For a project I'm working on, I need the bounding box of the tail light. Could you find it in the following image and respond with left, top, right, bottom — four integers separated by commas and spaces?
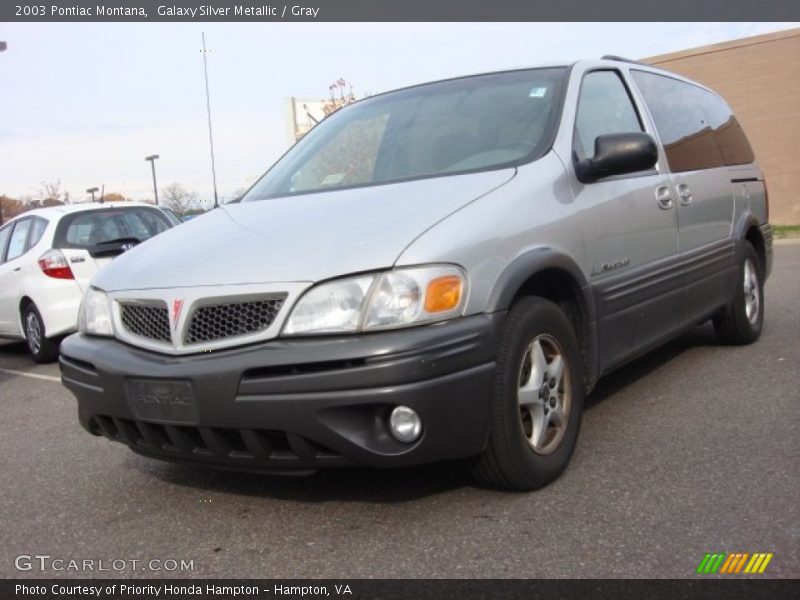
38, 249, 74, 279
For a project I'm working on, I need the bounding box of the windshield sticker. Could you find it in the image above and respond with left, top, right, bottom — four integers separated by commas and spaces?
529, 86, 548, 98
320, 173, 346, 186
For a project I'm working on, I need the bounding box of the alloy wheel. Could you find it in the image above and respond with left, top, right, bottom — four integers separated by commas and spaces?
26, 311, 42, 355
743, 258, 760, 325
517, 334, 571, 455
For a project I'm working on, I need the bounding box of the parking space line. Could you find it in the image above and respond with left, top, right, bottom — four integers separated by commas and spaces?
0, 368, 61, 383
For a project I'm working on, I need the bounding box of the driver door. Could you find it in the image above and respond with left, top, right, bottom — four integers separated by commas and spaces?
570, 69, 679, 371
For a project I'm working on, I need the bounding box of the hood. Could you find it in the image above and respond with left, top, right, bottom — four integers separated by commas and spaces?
92, 169, 515, 292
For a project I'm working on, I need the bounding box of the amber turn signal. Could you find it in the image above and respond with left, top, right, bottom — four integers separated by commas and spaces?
424, 275, 463, 313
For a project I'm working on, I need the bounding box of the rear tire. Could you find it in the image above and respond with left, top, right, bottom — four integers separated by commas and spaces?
472, 297, 584, 491
23, 304, 60, 363
713, 242, 764, 345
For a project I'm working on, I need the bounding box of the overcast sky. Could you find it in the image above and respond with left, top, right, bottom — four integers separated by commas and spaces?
0, 22, 797, 206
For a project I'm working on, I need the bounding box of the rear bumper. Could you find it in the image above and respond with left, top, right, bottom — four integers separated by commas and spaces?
60, 313, 504, 471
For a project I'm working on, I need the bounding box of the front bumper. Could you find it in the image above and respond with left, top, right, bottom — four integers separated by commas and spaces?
60, 313, 504, 472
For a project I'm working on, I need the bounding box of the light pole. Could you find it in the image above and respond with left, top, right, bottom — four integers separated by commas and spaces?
145, 154, 159, 205
201, 33, 219, 209
86, 187, 99, 202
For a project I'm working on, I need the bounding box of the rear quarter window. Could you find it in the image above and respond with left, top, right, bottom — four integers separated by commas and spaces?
695, 90, 755, 166
26, 217, 48, 250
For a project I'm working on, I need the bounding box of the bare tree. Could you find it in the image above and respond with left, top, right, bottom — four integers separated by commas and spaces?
161, 183, 198, 216
38, 180, 68, 206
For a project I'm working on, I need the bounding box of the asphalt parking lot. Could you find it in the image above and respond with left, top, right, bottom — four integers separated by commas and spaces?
1, 245, 798, 580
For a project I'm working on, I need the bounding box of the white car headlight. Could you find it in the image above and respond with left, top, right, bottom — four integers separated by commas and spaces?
283, 265, 467, 336
78, 287, 114, 337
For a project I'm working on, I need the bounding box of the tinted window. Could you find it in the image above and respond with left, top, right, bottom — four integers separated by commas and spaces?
631, 71, 754, 172
245, 68, 568, 200
694, 87, 755, 166
7, 218, 32, 261
26, 217, 48, 250
0, 224, 12, 264
574, 70, 643, 159
54, 207, 171, 250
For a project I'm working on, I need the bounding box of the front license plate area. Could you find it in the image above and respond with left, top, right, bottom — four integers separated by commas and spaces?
126, 379, 199, 425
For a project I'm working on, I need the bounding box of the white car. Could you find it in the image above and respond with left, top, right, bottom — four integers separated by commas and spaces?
0, 203, 174, 362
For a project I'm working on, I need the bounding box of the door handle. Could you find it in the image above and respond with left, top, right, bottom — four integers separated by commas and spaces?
13, 267, 21, 272
655, 185, 674, 210
676, 183, 693, 206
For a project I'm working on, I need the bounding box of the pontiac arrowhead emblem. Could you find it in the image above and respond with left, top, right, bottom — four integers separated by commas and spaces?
171, 299, 184, 330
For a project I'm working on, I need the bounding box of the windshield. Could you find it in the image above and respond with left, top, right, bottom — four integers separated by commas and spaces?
245, 68, 568, 200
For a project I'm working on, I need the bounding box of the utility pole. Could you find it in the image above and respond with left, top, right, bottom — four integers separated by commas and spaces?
145, 154, 160, 205
201, 33, 219, 209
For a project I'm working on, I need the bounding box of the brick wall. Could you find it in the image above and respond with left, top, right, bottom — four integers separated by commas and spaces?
645, 28, 800, 225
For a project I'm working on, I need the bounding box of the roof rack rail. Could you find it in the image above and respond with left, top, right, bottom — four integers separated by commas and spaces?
601, 55, 645, 65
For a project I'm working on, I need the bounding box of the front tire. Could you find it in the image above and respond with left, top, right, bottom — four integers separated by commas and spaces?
23, 304, 60, 363
713, 241, 764, 345
472, 297, 584, 491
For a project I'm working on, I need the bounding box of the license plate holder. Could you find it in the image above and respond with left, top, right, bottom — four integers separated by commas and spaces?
125, 379, 199, 425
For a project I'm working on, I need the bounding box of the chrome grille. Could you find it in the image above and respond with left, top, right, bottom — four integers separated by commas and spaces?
185, 296, 286, 345
119, 302, 171, 343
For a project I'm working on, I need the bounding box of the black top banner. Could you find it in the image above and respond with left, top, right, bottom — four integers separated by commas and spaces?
3, 0, 800, 22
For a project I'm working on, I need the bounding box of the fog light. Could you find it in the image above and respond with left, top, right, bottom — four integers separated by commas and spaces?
388, 406, 422, 443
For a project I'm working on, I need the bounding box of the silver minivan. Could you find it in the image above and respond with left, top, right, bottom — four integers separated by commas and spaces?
61, 57, 772, 490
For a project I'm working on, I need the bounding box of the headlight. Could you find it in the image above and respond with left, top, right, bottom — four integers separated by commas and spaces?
283, 265, 466, 336
78, 287, 114, 337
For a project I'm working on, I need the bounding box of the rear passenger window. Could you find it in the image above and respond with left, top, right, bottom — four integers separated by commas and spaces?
631, 70, 754, 172
574, 71, 643, 159
7, 218, 32, 261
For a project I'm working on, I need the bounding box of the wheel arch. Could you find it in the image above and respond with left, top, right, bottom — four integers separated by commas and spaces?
487, 249, 598, 391
734, 211, 766, 271
18, 295, 37, 335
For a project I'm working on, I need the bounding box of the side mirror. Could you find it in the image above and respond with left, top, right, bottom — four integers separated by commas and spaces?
575, 132, 658, 183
